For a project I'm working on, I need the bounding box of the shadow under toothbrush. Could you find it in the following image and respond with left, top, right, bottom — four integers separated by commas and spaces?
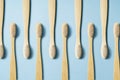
66, 24, 71, 80
2, 0, 6, 59
104, 0, 111, 59
52, 0, 58, 59
40, 24, 46, 79
14, 24, 20, 79
93, 25, 97, 80
26, 0, 32, 59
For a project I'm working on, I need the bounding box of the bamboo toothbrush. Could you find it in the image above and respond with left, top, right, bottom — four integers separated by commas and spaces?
0, 0, 4, 59
62, 23, 69, 80
23, 0, 31, 59
88, 23, 94, 80
10, 23, 17, 80
48, 0, 56, 59
100, 0, 108, 59
113, 23, 120, 80
75, 0, 82, 59
36, 23, 43, 80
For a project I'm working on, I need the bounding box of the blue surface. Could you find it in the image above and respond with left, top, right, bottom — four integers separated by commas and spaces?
0, 0, 120, 80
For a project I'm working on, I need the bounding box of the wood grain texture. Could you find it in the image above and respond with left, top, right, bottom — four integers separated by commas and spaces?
48, 0, 56, 45
10, 38, 16, 80
62, 37, 68, 80
23, 0, 30, 44
36, 38, 43, 80
75, 0, 82, 45
114, 38, 120, 80
0, 0, 4, 45
88, 37, 94, 80
100, 0, 108, 45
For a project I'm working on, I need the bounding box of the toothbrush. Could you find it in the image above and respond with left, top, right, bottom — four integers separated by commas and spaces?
10, 23, 17, 80
23, 0, 31, 59
36, 23, 43, 80
100, 0, 108, 59
113, 23, 120, 80
75, 0, 82, 59
88, 23, 94, 80
0, 0, 4, 59
62, 23, 69, 80
48, 0, 56, 59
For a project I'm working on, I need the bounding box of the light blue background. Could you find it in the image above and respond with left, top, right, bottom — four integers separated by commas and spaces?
0, 0, 120, 80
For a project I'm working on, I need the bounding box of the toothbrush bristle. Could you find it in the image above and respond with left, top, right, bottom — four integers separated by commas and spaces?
62, 23, 68, 37
88, 23, 94, 37
10, 23, 16, 37
0, 45, 4, 59
49, 45, 56, 59
24, 44, 30, 59
36, 23, 42, 37
114, 23, 120, 37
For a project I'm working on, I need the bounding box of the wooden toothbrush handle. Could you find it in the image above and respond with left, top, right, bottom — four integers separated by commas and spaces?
0, 0, 4, 45
49, 0, 56, 45
23, 0, 30, 44
62, 38, 68, 80
88, 37, 94, 80
10, 38, 16, 80
114, 38, 120, 80
75, 0, 82, 44
100, 0, 108, 45
36, 38, 43, 80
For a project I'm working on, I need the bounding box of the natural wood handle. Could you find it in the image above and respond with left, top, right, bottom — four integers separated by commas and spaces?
48, 0, 56, 45
114, 38, 120, 80
62, 37, 68, 80
100, 0, 108, 45
75, 0, 82, 45
10, 38, 16, 80
23, 0, 30, 44
36, 38, 43, 80
88, 37, 94, 80
0, 0, 4, 45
